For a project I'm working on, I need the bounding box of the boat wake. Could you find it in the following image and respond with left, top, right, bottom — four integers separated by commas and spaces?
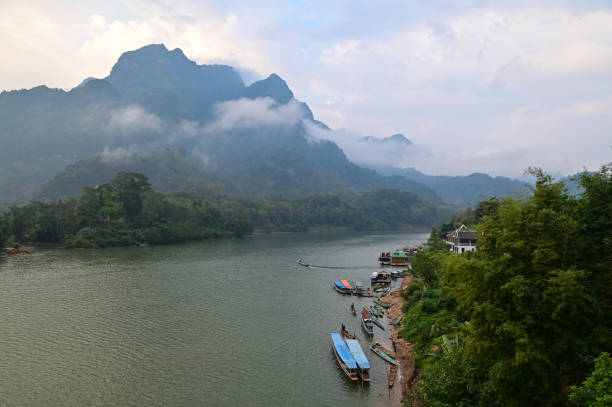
308, 265, 372, 270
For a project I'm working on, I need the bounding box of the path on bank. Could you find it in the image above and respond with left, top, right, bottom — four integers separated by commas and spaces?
387, 274, 416, 406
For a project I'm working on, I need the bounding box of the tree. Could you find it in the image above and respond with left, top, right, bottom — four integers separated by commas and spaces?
569, 352, 612, 407
109, 172, 152, 221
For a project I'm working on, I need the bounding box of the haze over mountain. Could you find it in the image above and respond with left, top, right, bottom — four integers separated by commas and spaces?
1, 44, 527, 208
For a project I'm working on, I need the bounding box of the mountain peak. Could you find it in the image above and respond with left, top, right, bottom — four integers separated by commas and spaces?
245, 73, 294, 103
359, 134, 413, 146
387, 134, 412, 145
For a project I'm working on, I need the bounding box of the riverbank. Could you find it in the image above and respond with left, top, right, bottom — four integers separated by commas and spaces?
387, 274, 416, 407
1, 246, 32, 258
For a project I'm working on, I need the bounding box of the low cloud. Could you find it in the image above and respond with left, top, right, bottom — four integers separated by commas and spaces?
97, 146, 134, 162
206, 97, 305, 131
108, 105, 163, 134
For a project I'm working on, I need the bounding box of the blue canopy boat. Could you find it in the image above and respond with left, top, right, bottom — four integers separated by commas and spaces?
346, 339, 371, 382
333, 280, 352, 294
330, 333, 359, 381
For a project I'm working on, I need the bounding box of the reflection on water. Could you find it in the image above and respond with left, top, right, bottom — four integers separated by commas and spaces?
0, 231, 428, 406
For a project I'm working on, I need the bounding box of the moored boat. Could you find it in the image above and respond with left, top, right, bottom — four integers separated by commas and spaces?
381, 286, 391, 297
361, 307, 375, 336
341, 324, 356, 339
373, 299, 391, 309
330, 333, 359, 381
333, 280, 353, 294
370, 343, 398, 365
371, 316, 385, 330
369, 305, 383, 318
346, 339, 371, 382
388, 365, 398, 387
378, 251, 391, 265
371, 270, 392, 285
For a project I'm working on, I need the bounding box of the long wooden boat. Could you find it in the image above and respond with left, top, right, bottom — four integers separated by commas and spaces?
333, 280, 352, 294
381, 287, 391, 297
351, 303, 356, 316
388, 365, 398, 387
361, 307, 375, 336
331, 333, 359, 381
346, 339, 371, 382
373, 299, 391, 309
371, 317, 385, 330
370, 343, 398, 365
369, 305, 383, 318
341, 325, 356, 339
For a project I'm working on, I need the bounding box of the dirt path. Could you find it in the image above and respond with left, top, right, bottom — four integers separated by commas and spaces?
386, 275, 416, 406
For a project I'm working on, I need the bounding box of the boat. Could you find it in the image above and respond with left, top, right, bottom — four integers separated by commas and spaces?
378, 251, 391, 265
369, 305, 383, 318
392, 316, 403, 326
371, 270, 392, 285
297, 259, 309, 267
361, 307, 375, 336
370, 343, 398, 365
333, 280, 353, 294
381, 287, 391, 297
330, 333, 359, 381
390, 251, 407, 266
351, 303, 356, 316
371, 316, 385, 330
341, 324, 356, 339
346, 339, 371, 382
388, 269, 400, 279
373, 299, 391, 309
388, 365, 398, 387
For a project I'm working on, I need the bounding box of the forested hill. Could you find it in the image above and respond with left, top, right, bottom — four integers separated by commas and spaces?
0, 172, 454, 249
0, 43, 439, 207
376, 166, 528, 207
399, 165, 612, 406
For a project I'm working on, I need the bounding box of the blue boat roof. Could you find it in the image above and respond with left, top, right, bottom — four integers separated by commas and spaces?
334, 281, 345, 289
331, 333, 358, 369
346, 339, 370, 369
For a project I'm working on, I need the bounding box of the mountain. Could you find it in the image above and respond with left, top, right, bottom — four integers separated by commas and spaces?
0, 44, 441, 207
359, 133, 413, 146
376, 166, 528, 207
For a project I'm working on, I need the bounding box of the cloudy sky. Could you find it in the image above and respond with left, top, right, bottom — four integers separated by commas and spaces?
1, 0, 611, 177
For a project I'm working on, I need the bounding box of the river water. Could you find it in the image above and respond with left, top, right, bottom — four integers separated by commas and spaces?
0, 231, 428, 406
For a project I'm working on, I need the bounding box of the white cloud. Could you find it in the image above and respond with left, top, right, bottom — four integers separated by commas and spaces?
0, 0, 610, 177
206, 98, 305, 131
97, 146, 134, 163
108, 105, 163, 134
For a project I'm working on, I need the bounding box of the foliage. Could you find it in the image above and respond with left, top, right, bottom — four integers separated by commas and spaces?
402, 164, 611, 406
568, 352, 612, 407
1, 171, 454, 249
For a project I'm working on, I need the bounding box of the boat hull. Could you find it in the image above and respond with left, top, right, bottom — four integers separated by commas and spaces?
370, 345, 399, 365
331, 338, 359, 381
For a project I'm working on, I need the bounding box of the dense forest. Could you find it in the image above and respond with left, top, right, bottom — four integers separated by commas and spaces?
398, 164, 611, 406
0, 171, 453, 250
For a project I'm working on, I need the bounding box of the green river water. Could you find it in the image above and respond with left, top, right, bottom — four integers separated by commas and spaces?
0, 231, 428, 406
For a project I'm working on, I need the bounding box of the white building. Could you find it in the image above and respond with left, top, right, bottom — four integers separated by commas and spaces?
445, 224, 478, 254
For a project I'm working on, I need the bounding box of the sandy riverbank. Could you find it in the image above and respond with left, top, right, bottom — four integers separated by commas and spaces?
2, 246, 32, 258
386, 275, 416, 407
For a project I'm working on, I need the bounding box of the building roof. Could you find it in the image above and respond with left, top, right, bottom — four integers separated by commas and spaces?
446, 224, 479, 240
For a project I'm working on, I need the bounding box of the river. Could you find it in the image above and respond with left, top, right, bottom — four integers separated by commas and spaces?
0, 231, 428, 406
